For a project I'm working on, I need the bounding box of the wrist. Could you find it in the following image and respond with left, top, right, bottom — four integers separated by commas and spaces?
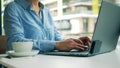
54, 41, 62, 50
54, 42, 59, 50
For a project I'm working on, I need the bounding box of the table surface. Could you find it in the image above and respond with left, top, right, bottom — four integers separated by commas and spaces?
0, 46, 120, 68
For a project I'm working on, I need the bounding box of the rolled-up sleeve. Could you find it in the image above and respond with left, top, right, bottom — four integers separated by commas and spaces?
4, 3, 56, 53
54, 26, 62, 41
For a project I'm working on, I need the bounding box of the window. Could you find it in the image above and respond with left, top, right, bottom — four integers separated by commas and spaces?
1, 0, 14, 35
1, 0, 119, 45
83, 18, 88, 32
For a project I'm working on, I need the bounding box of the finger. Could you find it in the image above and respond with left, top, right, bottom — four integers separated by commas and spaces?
79, 36, 91, 42
84, 37, 91, 42
74, 45, 85, 50
75, 43, 88, 49
78, 45, 89, 50
84, 41, 91, 47
79, 37, 91, 46
72, 38, 83, 45
72, 43, 89, 51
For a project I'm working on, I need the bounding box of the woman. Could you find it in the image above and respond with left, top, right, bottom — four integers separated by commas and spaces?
4, 0, 90, 53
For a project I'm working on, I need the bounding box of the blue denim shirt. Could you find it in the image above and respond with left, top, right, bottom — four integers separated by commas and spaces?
4, 0, 62, 53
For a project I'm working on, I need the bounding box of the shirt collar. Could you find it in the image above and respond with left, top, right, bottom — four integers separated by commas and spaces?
15, 0, 44, 10
39, 2, 44, 10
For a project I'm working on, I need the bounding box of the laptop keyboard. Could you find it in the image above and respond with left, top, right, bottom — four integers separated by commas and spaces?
44, 50, 89, 57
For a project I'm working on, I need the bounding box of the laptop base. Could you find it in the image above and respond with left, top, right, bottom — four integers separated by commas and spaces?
44, 51, 91, 57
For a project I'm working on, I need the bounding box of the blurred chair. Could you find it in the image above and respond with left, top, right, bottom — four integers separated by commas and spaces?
0, 36, 6, 54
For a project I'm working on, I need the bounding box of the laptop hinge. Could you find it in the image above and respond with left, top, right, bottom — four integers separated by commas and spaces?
89, 40, 102, 54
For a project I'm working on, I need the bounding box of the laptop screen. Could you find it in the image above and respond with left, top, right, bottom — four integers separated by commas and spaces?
90, 1, 120, 54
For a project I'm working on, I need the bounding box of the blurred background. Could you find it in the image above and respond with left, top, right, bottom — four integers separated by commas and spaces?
0, 0, 120, 45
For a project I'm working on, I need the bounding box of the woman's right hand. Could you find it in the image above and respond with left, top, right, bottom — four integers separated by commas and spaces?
54, 38, 88, 51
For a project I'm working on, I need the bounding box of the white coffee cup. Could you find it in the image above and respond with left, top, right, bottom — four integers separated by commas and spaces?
12, 42, 33, 53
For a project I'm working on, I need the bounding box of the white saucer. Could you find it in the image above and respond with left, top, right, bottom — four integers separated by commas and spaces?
7, 50, 39, 57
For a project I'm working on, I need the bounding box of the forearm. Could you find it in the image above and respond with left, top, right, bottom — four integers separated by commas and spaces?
6, 35, 56, 53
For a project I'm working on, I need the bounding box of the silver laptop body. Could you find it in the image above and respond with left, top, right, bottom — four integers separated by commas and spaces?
44, 1, 120, 57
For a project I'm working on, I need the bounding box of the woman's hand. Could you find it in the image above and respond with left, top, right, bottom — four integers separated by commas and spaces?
78, 36, 91, 47
54, 38, 88, 51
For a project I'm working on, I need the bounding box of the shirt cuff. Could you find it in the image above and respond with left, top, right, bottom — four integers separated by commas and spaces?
33, 40, 56, 53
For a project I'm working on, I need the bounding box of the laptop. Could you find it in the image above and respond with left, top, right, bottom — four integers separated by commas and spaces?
44, 1, 120, 57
